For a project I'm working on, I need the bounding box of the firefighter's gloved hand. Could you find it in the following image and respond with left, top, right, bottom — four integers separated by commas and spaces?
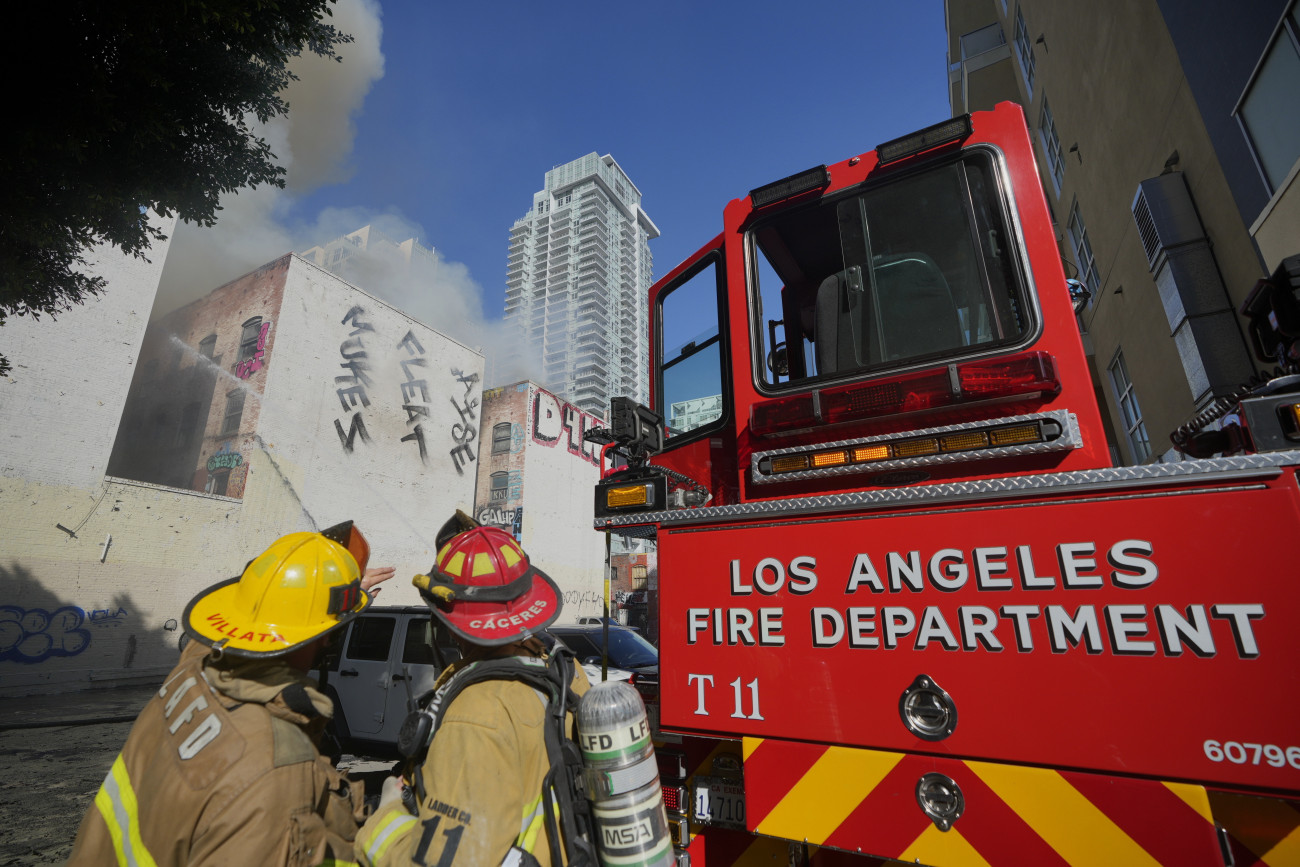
379, 775, 407, 811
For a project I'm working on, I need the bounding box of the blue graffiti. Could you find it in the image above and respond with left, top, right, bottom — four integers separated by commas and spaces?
0, 605, 92, 663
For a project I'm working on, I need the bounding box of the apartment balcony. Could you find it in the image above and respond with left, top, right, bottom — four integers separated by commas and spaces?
950, 21, 1014, 115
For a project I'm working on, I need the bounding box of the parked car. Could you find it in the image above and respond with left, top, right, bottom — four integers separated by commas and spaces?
544, 623, 660, 727
312, 606, 460, 756
576, 615, 640, 633
314, 612, 664, 757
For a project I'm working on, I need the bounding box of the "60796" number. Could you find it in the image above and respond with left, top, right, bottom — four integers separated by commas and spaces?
1204, 740, 1300, 768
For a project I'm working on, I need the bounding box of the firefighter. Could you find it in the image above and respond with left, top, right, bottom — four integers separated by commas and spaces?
69, 521, 389, 867
356, 513, 589, 867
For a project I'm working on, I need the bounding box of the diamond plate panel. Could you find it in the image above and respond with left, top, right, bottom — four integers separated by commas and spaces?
593, 450, 1300, 530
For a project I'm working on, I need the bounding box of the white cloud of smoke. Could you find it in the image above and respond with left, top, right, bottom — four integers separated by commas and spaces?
151, 0, 536, 384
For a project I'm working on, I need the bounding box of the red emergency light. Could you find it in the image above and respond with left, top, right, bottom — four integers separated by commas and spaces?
750, 351, 1060, 437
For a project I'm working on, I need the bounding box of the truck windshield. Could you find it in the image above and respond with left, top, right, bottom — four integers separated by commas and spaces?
751, 149, 1033, 387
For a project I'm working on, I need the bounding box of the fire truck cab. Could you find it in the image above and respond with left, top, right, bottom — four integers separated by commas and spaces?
591, 102, 1300, 866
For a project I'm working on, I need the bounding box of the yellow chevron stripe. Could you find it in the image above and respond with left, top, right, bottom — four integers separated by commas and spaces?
900, 824, 992, 867
967, 760, 1158, 867
755, 746, 904, 845
1162, 781, 1213, 825
742, 736, 762, 762
1262, 824, 1300, 867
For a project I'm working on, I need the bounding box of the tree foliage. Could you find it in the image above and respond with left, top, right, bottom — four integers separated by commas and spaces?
1, 1, 354, 375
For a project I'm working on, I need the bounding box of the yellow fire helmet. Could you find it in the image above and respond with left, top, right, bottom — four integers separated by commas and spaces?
182, 523, 372, 658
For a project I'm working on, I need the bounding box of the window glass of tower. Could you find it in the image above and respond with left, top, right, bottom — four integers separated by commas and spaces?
1237, 13, 1300, 194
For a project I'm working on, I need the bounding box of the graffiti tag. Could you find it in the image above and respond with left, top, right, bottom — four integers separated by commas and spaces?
206, 443, 244, 472
398, 331, 430, 463
234, 321, 273, 379
531, 389, 602, 466
88, 606, 129, 627
0, 606, 92, 663
449, 368, 480, 474
334, 306, 374, 452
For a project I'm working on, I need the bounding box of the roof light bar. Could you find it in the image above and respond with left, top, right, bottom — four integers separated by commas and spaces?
750, 166, 831, 208
876, 115, 973, 165
752, 411, 1078, 484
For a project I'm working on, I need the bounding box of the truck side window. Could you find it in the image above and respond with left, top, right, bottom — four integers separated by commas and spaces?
346, 616, 396, 662
752, 150, 1032, 387
402, 618, 437, 666
658, 256, 725, 438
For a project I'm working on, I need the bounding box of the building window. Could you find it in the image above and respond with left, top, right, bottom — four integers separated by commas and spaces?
1067, 202, 1100, 300
1013, 6, 1036, 92
175, 402, 201, 446
1234, 4, 1300, 194
238, 317, 263, 364
1038, 97, 1065, 194
222, 390, 245, 436
208, 472, 229, 497
491, 422, 512, 455
198, 334, 217, 360
1108, 350, 1151, 464
490, 471, 508, 503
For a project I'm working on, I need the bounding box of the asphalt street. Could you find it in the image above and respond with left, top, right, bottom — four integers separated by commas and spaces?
0, 685, 394, 865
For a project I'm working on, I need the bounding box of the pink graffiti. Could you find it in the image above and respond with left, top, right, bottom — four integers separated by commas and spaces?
530, 389, 601, 466
235, 321, 272, 379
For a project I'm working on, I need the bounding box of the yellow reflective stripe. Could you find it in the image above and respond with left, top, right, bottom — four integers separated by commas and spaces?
93, 754, 158, 867
1163, 780, 1214, 824
516, 792, 545, 852
754, 746, 903, 845
967, 760, 1159, 866
363, 810, 418, 864
321, 861, 360, 867
1262, 824, 1300, 867
900, 824, 991, 867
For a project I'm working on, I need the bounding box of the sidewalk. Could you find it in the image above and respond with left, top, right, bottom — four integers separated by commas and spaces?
0, 681, 160, 731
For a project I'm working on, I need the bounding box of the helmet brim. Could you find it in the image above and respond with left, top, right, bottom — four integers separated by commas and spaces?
183, 576, 372, 658
424, 563, 564, 647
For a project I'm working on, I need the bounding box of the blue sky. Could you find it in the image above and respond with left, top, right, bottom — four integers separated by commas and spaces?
283, 1, 951, 321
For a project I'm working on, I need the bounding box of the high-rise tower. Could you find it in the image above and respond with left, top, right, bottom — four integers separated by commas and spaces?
503, 154, 658, 417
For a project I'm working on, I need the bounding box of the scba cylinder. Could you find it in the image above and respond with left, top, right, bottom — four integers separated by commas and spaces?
577, 680, 674, 867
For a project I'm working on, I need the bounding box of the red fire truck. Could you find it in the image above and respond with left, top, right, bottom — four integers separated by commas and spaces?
588, 102, 1300, 866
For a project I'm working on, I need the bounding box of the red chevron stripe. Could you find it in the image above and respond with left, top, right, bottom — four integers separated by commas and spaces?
821, 754, 936, 855
742, 739, 828, 829
1061, 772, 1222, 866
947, 762, 1069, 866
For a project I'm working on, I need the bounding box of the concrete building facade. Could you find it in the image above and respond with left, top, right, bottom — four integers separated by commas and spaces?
944, 0, 1299, 465
300, 224, 438, 276
504, 154, 659, 417
472, 381, 610, 622
0, 247, 484, 695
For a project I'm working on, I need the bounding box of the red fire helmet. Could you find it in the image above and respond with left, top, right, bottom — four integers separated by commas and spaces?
413, 525, 562, 646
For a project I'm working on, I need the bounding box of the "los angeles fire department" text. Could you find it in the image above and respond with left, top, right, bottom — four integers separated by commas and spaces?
685, 539, 1265, 659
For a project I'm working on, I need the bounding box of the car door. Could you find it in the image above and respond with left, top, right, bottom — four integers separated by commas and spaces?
333, 613, 398, 734
376, 615, 465, 745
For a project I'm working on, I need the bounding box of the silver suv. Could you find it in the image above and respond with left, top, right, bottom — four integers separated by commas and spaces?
314, 606, 460, 756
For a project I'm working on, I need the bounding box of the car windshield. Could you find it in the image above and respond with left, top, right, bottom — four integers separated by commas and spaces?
555, 628, 658, 669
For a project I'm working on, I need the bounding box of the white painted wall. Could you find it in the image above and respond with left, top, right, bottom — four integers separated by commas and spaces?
256, 258, 484, 606
0, 247, 484, 695
520, 384, 608, 622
